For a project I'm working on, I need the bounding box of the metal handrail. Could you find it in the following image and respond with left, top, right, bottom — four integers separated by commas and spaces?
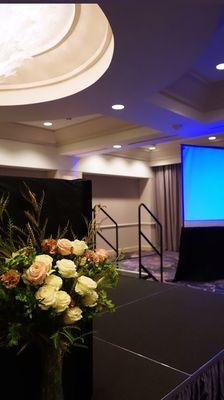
138, 203, 163, 282
92, 205, 119, 259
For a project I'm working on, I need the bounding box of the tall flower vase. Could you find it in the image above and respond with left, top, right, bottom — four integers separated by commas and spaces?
0, 325, 93, 400
40, 343, 64, 400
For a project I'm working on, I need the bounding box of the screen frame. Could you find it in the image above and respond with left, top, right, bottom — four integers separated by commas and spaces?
181, 143, 224, 227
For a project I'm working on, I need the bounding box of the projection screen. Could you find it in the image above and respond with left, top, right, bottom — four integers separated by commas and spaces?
181, 144, 224, 227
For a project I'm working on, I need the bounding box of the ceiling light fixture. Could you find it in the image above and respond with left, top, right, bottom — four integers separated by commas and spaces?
149, 145, 156, 150
0, 4, 114, 106
216, 63, 224, 71
112, 104, 125, 110
43, 121, 53, 127
113, 144, 122, 149
0, 4, 75, 79
208, 136, 216, 141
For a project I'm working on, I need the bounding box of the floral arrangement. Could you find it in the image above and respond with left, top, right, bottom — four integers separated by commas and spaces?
0, 187, 118, 356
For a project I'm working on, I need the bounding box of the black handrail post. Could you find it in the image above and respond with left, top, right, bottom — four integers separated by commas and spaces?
138, 205, 142, 279
138, 203, 163, 282
93, 205, 119, 265
115, 223, 119, 262
92, 206, 96, 251
160, 226, 163, 283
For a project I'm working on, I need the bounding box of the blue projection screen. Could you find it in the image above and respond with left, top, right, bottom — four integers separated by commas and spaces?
182, 144, 224, 227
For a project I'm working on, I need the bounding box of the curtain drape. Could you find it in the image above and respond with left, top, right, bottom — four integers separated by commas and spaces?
154, 163, 182, 251
167, 357, 224, 400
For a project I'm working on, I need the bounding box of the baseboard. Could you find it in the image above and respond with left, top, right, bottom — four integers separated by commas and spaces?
105, 246, 155, 256
117, 267, 147, 278
118, 268, 139, 278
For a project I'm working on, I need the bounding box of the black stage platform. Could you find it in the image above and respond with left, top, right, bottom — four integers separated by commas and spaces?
93, 276, 224, 399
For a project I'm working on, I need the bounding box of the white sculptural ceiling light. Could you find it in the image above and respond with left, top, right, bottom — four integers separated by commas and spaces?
0, 4, 76, 78
0, 4, 114, 106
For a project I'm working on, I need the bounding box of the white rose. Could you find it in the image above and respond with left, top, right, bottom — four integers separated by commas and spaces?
56, 259, 78, 278
82, 290, 98, 307
45, 274, 62, 290
75, 276, 97, 296
35, 285, 57, 310
64, 307, 83, 324
52, 290, 71, 313
72, 240, 88, 256
35, 255, 53, 273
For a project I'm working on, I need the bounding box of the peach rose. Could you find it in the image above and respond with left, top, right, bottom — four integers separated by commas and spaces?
86, 250, 99, 264
41, 239, 57, 254
95, 248, 108, 262
0, 270, 20, 289
35, 255, 53, 273
57, 239, 73, 256
23, 261, 47, 285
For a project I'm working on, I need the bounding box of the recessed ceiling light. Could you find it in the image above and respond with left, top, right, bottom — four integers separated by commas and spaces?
112, 104, 125, 110
208, 136, 216, 141
43, 121, 53, 127
113, 144, 122, 149
171, 123, 182, 130
216, 63, 224, 71
149, 145, 156, 150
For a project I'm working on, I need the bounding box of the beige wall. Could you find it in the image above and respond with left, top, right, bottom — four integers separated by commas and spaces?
0, 145, 158, 255
0, 139, 58, 170
84, 173, 157, 254
74, 155, 153, 178
0, 163, 158, 255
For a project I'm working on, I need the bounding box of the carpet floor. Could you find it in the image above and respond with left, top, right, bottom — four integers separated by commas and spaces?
119, 251, 224, 294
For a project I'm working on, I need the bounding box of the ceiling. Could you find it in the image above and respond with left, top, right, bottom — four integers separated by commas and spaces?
110, 133, 224, 166
19, 114, 101, 131
0, 1, 224, 165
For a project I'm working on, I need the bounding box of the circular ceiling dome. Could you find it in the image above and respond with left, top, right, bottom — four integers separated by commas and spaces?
0, 4, 114, 106
0, 4, 76, 78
